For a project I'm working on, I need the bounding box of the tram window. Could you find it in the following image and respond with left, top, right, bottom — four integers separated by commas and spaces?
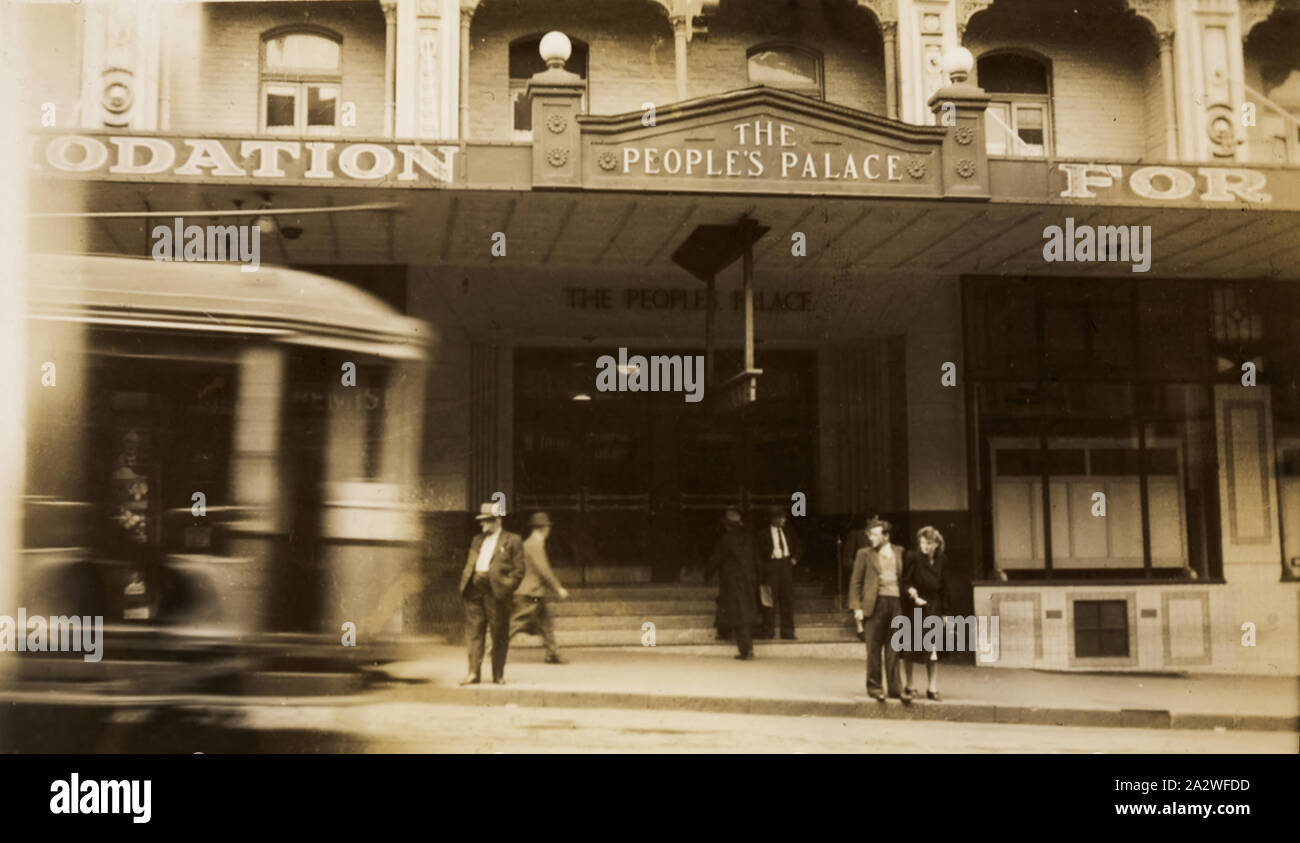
88, 359, 236, 558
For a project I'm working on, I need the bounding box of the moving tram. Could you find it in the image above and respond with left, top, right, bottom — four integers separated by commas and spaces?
20, 253, 430, 679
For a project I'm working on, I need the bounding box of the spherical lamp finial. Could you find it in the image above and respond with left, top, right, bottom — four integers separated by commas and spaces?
943, 46, 975, 84
539, 31, 572, 70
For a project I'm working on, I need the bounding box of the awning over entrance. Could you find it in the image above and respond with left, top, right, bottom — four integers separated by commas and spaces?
29, 178, 1300, 341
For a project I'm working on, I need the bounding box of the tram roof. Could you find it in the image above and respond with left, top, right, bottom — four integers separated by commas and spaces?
25, 253, 430, 360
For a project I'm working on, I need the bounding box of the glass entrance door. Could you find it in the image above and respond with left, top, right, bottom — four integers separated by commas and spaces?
514, 348, 816, 579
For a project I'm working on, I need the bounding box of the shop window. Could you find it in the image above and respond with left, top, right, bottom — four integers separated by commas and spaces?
977, 52, 1051, 157
509, 34, 588, 141
968, 278, 1222, 581
1074, 600, 1129, 657
747, 44, 824, 100
260, 28, 342, 134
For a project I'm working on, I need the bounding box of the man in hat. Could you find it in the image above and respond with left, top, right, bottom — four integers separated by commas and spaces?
458, 501, 527, 685
757, 504, 801, 640
709, 509, 762, 660
509, 512, 570, 664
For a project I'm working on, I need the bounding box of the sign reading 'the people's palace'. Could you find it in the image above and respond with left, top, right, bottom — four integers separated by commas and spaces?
579, 89, 949, 198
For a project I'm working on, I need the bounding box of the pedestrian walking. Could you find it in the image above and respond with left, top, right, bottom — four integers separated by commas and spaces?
458, 501, 526, 686
902, 526, 947, 701
757, 504, 800, 640
509, 512, 570, 664
709, 509, 761, 660
850, 518, 912, 703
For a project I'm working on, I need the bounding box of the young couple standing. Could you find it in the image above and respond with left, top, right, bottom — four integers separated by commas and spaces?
849, 519, 947, 703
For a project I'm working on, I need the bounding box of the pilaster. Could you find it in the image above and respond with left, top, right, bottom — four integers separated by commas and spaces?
1173, 0, 1248, 162
80, 0, 163, 131
898, 0, 958, 125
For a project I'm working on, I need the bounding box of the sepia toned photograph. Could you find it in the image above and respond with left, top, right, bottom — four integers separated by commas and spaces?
1, 0, 1298, 776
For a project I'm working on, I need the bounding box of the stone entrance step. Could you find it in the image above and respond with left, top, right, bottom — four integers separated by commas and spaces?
551, 566, 653, 584
560, 584, 828, 602
512, 580, 854, 648
513, 624, 860, 648
551, 597, 840, 617
553, 612, 843, 631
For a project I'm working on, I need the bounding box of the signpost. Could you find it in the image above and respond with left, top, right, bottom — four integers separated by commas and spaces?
670, 216, 768, 411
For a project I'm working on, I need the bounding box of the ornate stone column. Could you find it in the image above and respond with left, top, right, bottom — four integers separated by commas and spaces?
881, 20, 899, 120
1158, 30, 1179, 159
459, 1, 475, 138
651, 1, 717, 102
382, 0, 398, 136
671, 14, 689, 102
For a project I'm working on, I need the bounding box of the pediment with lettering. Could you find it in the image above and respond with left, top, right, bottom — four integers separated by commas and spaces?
578, 87, 948, 197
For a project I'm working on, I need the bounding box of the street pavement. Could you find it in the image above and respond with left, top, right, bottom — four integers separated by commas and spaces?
217, 701, 1297, 753
377, 644, 1300, 732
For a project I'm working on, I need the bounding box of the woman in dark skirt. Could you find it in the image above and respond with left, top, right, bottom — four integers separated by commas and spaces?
901, 526, 946, 700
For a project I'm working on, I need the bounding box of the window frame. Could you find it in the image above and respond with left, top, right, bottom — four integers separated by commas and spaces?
746, 41, 825, 101
977, 50, 1054, 159
259, 26, 344, 136
1073, 599, 1131, 658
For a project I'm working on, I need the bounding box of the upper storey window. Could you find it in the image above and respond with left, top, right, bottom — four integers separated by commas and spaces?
509, 34, 588, 141
978, 52, 1051, 157
747, 44, 823, 100
261, 28, 342, 135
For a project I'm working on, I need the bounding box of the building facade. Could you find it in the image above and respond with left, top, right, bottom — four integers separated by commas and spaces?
20, 0, 1300, 674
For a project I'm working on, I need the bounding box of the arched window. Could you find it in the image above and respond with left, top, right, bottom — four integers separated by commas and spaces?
509, 34, 588, 140
977, 52, 1052, 157
260, 28, 342, 134
747, 44, 823, 99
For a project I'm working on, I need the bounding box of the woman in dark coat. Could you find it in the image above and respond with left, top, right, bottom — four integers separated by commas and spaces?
901, 526, 947, 700
709, 509, 760, 660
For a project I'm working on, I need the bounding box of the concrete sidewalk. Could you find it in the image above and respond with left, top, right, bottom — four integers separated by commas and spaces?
378, 645, 1300, 733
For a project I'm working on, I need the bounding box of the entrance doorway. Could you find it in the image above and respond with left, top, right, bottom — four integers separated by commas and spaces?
513, 348, 816, 579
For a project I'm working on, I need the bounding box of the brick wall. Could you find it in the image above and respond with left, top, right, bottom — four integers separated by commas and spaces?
170, 1, 386, 137
467, 0, 886, 141
1141, 37, 1165, 160
965, 1, 1156, 159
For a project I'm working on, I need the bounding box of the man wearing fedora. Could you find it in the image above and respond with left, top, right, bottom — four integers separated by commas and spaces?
709, 509, 761, 660
509, 512, 570, 664
459, 501, 527, 685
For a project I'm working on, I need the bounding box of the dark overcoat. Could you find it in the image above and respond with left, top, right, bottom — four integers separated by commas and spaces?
710, 527, 760, 630
901, 549, 946, 622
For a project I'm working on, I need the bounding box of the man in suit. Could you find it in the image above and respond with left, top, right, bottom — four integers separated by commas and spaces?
710, 509, 761, 660
757, 504, 800, 640
850, 518, 913, 703
509, 512, 570, 664
842, 510, 881, 641
459, 501, 527, 686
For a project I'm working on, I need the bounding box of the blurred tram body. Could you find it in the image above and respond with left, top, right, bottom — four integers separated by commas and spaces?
20, 253, 430, 679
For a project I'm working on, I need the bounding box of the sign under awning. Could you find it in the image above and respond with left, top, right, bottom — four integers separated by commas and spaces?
671, 220, 769, 283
